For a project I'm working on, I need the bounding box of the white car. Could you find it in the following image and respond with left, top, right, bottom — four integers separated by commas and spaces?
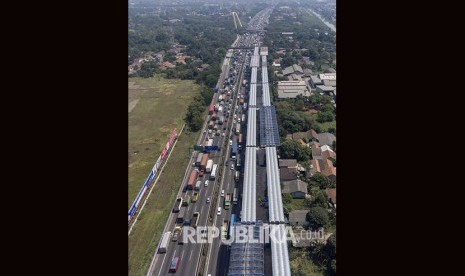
205, 180, 209, 187
217, 207, 222, 215
221, 190, 225, 197
231, 164, 234, 170
229, 140, 232, 146
222, 132, 225, 137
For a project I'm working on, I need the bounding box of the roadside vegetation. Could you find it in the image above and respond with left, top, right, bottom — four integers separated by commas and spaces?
128, 75, 203, 276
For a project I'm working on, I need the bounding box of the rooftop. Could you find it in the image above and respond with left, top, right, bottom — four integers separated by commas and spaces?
282, 179, 308, 194
289, 210, 308, 224
279, 159, 298, 168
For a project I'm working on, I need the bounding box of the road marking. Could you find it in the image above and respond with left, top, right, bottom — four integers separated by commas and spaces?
189, 250, 193, 261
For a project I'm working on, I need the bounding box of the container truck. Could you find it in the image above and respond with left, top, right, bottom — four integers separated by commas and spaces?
195, 180, 202, 190
201, 153, 209, 170
219, 116, 224, 125
172, 226, 182, 242
206, 159, 213, 173
210, 164, 217, 180
231, 143, 237, 160
159, 231, 171, 253
224, 193, 231, 210
182, 195, 190, 206
195, 153, 203, 167
187, 170, 198, 190
192, 212, 200, 229
236, 123, 240, 135
238, 134, 242, 148
173, 197, 182, 212
176, 208, 186, 223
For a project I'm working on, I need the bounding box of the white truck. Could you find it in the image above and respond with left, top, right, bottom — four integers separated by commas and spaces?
206, 159, 213, 173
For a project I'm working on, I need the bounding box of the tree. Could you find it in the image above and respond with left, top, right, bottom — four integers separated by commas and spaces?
283, 193, 292, 205
279, 140, 310, 161
316, 111, 334, 123
312, 190, 329, 208
328, 259, 336, 276
307, 206, 329, 230
324, 233, 336, 260
310, 173, 331, 189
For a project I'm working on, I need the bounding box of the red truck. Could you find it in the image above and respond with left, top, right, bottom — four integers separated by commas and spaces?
187, 170, 198, 190
209, 104, 214, 115
240, 98, 244, 105
200, 153, 209, 170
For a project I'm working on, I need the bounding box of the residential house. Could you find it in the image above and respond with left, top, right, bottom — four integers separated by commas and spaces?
288, 210, 309, 227
282, 179, 308, 199
322, 79, 336, 87
312, 158, 336, 182
277, 81, 310, 98
286, 129, 318, 142
312, 144, 336, 160
315, 85, 336, 95
317, 133, 336, 147
303, 68, 313, 77
279, 159, 298, 168
280, 167, 298, 181
309, 75, 323, 88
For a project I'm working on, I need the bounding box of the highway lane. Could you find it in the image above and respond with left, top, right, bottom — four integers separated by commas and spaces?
204, 43, 250, 276
148, 36, 245, 276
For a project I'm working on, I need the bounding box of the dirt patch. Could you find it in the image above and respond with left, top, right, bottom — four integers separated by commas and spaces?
128, 81, 141, 90
304, 108, 319, 114
128, 99, 140, 113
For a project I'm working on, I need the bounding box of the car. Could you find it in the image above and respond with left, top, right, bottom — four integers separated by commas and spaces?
221, 190, 225, 197
229, 140, 232, 146
206, 197, 210, 204
222, 132, 225, 137
169, 256, 181, 272
231, 164, 234, 170
217, 207, 222, 215
205, 180, 209, 187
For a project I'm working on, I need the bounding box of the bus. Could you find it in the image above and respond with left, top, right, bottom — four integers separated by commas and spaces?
158, 231, 171, 253
238, 133, 242, 146
210, 164, 218, 180
236, 156, 241, 168
233, 188, 238, 204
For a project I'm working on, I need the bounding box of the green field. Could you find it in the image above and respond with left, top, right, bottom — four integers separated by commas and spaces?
128, 75, 202, 276
128, 75, 201, 207
284, 198, 309, 212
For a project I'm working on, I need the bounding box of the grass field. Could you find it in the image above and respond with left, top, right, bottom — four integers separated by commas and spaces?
309, 113, 336, 133
128, 75, 202, 276
128, 130, 199, 276
128, 75, 201, 207
284, 198, 309, 212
